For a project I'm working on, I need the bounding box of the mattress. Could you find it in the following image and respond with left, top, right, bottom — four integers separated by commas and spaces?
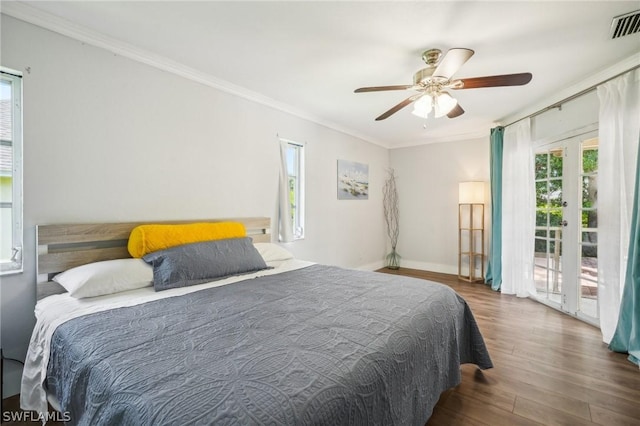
22, 260, 492, 425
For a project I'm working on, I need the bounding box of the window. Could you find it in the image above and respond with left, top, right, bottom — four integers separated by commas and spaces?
1, 69, 23, 275
285, 141, 305, 239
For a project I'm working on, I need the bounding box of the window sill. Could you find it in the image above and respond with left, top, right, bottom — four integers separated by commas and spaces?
0, 262, 23, 276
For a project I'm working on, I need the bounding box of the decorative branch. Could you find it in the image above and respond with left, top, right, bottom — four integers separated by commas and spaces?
383, 168, 399, 250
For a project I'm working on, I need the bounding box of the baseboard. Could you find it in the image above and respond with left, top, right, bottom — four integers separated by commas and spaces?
396, 260, 458, 275
354, 260, 386, 271
357, 259, 460, 275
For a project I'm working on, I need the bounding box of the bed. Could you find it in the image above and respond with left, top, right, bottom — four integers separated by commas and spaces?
21, 217, 492, 425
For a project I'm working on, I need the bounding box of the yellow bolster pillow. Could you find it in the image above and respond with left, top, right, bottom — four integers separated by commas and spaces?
128, 222, 247, 258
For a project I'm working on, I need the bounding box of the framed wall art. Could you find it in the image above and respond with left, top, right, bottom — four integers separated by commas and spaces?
337, 160, 369, 200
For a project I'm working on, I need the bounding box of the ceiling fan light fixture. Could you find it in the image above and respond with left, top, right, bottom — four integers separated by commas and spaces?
411, 95, 433, 118
433, 92, 458, 118
355, 47, 532, 121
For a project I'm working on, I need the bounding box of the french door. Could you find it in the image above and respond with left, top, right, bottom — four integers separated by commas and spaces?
533, 129, 599, 325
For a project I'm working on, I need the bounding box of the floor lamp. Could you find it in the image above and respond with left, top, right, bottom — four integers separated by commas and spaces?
458, 182, 485, 282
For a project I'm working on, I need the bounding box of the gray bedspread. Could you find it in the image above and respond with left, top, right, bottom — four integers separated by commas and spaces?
46, 264, 492, 425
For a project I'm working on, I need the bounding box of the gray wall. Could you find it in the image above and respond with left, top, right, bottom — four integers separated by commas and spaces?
387, 91, 601, 276
389, 137, 490, 274
0, 15, 388, 395
531, 91, 599, 141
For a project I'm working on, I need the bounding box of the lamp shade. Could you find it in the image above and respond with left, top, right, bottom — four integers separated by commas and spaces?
411, 94, 433, 118
433, 92, 458, 118
459, 181, 485, 204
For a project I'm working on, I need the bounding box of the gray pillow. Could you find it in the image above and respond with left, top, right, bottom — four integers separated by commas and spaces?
143, 237, 269, 291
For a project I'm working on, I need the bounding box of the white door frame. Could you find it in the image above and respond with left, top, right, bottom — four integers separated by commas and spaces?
532, 123, 599, 326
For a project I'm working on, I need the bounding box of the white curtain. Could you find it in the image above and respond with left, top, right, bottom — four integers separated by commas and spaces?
278, 139, 294, 242
501, 118, 537, 297
597, 69, 640, 343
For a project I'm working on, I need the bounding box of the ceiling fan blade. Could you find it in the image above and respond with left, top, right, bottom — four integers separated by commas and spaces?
447, 104, 465, 118
375, 94, 423, 121
354, 85, 413, 93
453, 73, 532, 89
433, 48, 475, 79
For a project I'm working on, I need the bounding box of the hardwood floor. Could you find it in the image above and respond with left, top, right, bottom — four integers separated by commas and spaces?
379, 267, 640, 426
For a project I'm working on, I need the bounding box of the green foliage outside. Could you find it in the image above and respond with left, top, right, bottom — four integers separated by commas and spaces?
534, 149, 598, 257
289, 177, 296, 223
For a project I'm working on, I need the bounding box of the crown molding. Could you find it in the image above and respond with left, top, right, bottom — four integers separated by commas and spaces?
389, 128, 490, 149
1, 2, 390, 149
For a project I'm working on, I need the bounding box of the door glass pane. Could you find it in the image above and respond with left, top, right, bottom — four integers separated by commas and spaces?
534, 265, 548, 296
550, 268, 563, 296
549, 208, 563, 227
579, 138, 599, 319
535, 239, 548, 265
581, 247, 598, 286
549, 150, 563, 177
582, 209, 597, 228
548, 179, 563, 207
534, 146, 563, 305
582, 176, 597, 208
536, 211, 548, 227
535, 153, 549, 179
536, 181, 548, 206
582, 141, 598, 173
548, 238, 562, 273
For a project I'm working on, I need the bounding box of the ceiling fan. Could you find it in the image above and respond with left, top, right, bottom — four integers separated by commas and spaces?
354, 48, 532, 121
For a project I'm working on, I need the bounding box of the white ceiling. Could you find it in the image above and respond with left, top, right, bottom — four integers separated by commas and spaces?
4, 1, 640, 148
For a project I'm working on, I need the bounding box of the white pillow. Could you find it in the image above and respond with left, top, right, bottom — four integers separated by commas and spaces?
253, 243, 294, 265
53, 258, 153, 298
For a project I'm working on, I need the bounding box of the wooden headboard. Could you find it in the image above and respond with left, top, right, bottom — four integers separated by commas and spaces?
36, 217, 271, 282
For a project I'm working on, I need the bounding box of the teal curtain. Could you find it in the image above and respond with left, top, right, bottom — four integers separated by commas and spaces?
485, 127, 504, 291
609, 138, 640, 366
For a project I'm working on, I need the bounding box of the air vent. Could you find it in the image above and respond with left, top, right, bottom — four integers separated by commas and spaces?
610, 10, 640, 39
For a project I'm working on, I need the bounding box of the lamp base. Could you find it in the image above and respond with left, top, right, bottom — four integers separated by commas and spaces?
458, 275, 484, 283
